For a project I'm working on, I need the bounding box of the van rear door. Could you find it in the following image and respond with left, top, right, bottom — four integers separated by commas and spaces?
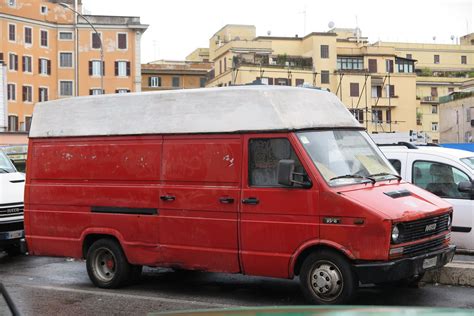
240, 134, 319, 278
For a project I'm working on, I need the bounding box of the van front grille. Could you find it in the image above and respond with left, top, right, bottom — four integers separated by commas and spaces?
403, 236, 446, 256
0, 203, 24, 218
399, 213, 450, 243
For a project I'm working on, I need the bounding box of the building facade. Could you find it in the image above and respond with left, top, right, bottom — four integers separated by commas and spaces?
204, 25, 474, 142
141, 60, 212, 92
439, 93, 474, 143
0, 0, 147, 144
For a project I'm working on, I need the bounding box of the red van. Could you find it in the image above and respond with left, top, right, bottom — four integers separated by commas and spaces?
24, 86, 455, 304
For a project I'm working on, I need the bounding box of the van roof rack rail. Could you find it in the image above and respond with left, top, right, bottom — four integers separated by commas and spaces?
378, 142, 418, 149
417, 143, 440, 147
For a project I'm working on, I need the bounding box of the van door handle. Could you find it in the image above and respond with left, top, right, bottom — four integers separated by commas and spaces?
219, 197, 234, 204
242, 197, 259, 205
160, 195, 176, 202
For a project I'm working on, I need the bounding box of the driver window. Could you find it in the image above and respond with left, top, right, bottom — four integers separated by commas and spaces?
412, 161, 471, 199
248, 138, 307, 187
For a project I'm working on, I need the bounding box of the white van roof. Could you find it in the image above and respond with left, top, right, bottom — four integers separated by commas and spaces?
29, 86, 362, 138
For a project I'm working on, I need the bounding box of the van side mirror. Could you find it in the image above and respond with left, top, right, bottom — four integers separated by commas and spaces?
458, 181, 474, 193
277, 159, 312, 188
278, 159, 295, 186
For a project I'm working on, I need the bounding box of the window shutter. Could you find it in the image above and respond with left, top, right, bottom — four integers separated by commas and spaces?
22, 86, 27, 101
390, 85, 395, 97
38, 87, 41, 101
114, 61, 118, 76
47, 60, 51, 75
38, 58, 41, 73
102, 61, 105, 76
268, 78, 274, 85
368, 59, 377, 73
127, 89, 130, 93
89, 61, 93, 76
126, 61, 131, 76
89, 89, 93, 95
148, 77, 152, 86
115, 89, 119, 93
15, 55, 18, 70
22, 56, 25, 72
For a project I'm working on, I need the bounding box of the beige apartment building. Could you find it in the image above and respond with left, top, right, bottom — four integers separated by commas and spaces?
0, 0, 147, 144
142, 60, 211, 92
205, 25, 474, 142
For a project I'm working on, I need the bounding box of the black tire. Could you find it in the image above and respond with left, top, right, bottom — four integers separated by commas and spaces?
300, 250, 358, 305
5, 245, 23, 256
86, 238, 131, 289
129, 265, 143, 284
377, 273, 425, 288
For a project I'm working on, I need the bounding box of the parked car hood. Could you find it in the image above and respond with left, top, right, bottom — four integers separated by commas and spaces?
0, 172, 25, 205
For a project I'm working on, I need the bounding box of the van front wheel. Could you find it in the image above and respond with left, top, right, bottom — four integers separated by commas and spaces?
300, 250, 357, 305
86, 238, 131, 289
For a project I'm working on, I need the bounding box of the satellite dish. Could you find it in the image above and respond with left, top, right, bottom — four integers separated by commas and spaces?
267, 30, 271, 36
451, 35, 455, 40
432, 36, 436, 41
328, 21, 335, 29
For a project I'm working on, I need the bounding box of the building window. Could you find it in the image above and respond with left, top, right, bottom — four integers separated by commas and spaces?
200, 77, 207, 88
59, 31, 73, 40
59, 81, 73, 96
434, 55, 440, 64
431, 87, 438, 97
386, 109, 392, 123
432, 105, 438, 114
172, 76, 181, 88
115, 61, 130, 77
337, 57, 363, 70
92, 33, 101, 49
224, 58, 227, 72
8, 24, 16, 42
40, 30, 48, 47
117, 33, 127, 49
22, 56, 32, 73
40, 5, 48, 15
22, 85, 33, 102
321, 70, 330, 84
89, 89, 104, 95
7, 84, 16, 101
25, 116, 32, 132
461, 55, 467, 65
39, 58, 51, 75
385, 60, 394, 73
89, 60, 104, 76
60, 52, 73, 68
8, 116, 18, 132
406, 53, 412, 59
372, 109, 383, 123
431, 122, 438, 131
350, 109, 364, 124
320, 45, 329, 59
116, 89, 130, 94
350, 83, 359, 97
8, 53, 18, 71
8, 0, 16, 7
386, 85, 395, 97
396, 58, 414, 73
38, 87, 48, 102
149, 76, 161, 87
371, 85, 382, 98
368, 59, 377, 73
24, 27, 32, 45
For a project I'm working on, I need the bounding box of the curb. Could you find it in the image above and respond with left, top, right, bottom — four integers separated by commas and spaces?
423, 261, 474, 287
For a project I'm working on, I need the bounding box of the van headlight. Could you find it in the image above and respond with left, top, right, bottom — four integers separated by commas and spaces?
391, 225, 400, 243
447, 214, 452, 228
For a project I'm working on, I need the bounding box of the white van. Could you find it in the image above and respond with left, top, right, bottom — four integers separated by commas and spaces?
379, 144, 474, 251
0, 149, 25, 254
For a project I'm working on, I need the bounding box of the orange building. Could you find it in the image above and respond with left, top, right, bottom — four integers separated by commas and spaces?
0, 0, 148, 144
141, 60, 212, 92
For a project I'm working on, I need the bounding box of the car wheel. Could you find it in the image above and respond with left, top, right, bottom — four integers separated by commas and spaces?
129, 265, 143, 284
300, 250, 358, 305
86, 238, 131, 289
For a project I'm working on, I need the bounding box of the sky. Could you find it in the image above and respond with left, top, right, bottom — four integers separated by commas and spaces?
82, 0, 473, 63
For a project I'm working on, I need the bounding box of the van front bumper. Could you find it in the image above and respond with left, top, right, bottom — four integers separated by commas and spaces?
353, 245, 456, 284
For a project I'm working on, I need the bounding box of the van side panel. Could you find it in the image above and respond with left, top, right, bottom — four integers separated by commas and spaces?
158, 135, 241, 272
25, 136, 163, 265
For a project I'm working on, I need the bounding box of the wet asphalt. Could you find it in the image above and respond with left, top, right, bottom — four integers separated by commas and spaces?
0, 252, 473, 315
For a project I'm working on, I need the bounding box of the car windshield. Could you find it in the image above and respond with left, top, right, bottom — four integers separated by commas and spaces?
460, 157, 474, 171
297, 130, 397, 186
0, 150, 17, 173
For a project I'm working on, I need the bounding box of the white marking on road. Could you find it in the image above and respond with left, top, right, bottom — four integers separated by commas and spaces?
21, 284, 236, 308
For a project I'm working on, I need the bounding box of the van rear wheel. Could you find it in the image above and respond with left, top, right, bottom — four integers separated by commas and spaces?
86, 238, 131, 289
300, 250, 357, 305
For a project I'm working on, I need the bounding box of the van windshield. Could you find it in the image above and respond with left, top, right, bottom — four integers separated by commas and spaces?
460, 157, 474, 171
297, 130, 397, 186
0, 150, 16, 173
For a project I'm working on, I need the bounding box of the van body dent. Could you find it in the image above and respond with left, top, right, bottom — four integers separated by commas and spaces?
25, 86, 455, 304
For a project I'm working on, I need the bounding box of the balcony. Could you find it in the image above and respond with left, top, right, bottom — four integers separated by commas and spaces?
420, 96, 439, 104
233, 54, 313, 70
371, 96, 398, 107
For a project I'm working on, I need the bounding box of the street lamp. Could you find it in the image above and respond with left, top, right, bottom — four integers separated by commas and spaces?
59, 2, 104, 93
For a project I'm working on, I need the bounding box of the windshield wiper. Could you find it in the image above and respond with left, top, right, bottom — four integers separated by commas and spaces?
0, 168, 10, 173
330, 174, 375, 184
368, 172, 402, 182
